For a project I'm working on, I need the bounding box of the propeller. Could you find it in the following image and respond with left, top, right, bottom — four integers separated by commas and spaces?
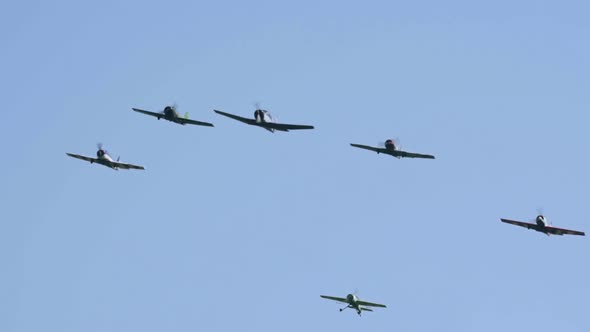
379, 137, 401, 149
254, 101, 262, 110
97, 142, 103, 151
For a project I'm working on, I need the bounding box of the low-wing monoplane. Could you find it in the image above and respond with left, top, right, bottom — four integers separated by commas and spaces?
320, 294, 386, 316
500, 214, 585, 236
66, 144, 145, 171
350, 139, 435, 159
132, 105, 214, 127
213, 108, 314, 133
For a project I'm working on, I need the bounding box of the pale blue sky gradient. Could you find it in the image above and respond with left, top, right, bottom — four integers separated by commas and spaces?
2, 1, 590, 331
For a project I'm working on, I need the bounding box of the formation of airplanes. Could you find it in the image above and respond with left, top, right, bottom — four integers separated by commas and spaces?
66, 104, 585, 317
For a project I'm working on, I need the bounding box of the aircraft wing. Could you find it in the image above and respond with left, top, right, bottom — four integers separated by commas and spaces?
320, 295, 349, 304
500, 219, 540, 231
350, 143, 386, 153
545, 226, 585, 236
396, 150, 436, 159
111, 161, 145, 170
132, 108, 163, 119
214, 110, 257, 125
261, 122, 314, 131
357, 300, 387, 308
66, 153, 98, 164
176, 117, 214, 127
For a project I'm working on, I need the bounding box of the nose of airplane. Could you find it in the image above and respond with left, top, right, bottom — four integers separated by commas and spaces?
385, 139, 395, 150
254, 109, 263, 122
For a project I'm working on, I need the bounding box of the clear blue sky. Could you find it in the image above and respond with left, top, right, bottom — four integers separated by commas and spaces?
2, 1, 589, 331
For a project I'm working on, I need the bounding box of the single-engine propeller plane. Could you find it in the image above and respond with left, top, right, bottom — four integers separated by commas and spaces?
350, 139, 435, 159
320, 294, 386, 316
500, 215, 585, 236
213, 107, 314, 133
66, 144, 145, 171
132, 105, 214, 127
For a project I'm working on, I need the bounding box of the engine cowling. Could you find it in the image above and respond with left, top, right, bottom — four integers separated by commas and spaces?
254, 109, 264, 122
536, 215, 547, 227
385, 139, 396, 151
347, 294, 357, 303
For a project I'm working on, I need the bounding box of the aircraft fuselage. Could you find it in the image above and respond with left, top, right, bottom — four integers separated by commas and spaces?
378, 140, 400, 157
159, 106, 182, 123
94, 149, 118, 170
534, 215, 552, 235
346, 294, 362, 315
254, 109, 276, 132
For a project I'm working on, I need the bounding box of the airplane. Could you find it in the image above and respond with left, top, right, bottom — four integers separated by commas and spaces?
320, 294, 386, 316
213, 108, 314, 133
500, 215, 585, 236
132, 105, 214, 127
66, 144, 145, 171
350, 139, 435, 159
